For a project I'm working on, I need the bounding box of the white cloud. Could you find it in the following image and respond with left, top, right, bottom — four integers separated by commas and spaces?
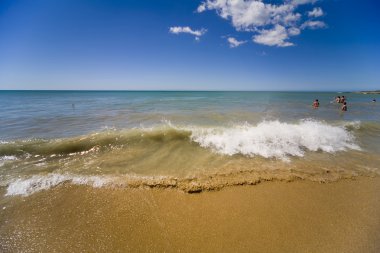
282, 13, 302, 24
253, 24, 294, 47
227, 37, 247, 48
301, 20, 326, 29
308, 7, 323, 17
288, 27, 300, 35
197, 0, 298, 31
291, 0, 318, 5
197, 0, 327, 47
169, 26, 207, 37
197, 3, 207, 13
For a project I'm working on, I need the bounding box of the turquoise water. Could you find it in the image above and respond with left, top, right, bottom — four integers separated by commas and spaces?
1, 91, 379, 139
1, 91, 380, 195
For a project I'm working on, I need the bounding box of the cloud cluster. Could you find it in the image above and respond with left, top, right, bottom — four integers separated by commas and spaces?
253, 24, 293, 47
308, 7, 323, 17
227, 37, 247, 48
169, 26, 207, 40
197, 0, 326, 47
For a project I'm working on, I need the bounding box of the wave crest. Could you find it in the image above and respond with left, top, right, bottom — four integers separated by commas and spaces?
0, 120, 361, 161
190, 120, 360, 160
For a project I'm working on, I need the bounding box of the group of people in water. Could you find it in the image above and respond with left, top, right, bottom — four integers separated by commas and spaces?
336, 96, 347, 111
313, 95, 377, 111
312, 95, 348, 111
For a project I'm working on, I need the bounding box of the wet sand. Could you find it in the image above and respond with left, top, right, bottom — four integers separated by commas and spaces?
1, 177, 380, 253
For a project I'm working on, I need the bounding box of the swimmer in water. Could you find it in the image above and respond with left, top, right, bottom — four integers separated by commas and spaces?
313, 99, 320, 108
341, 102, 347, 111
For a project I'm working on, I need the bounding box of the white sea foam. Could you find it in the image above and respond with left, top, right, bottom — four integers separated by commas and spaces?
344, 120, 362, 130
5, 174, 112, 196
0, 155, 17, 161
190, 120, 360, 160
0, 155, 18, 167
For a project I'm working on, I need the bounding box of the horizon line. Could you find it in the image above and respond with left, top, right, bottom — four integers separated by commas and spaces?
0, 89, 369, 93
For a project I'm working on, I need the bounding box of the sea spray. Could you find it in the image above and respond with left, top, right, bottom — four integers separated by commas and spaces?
190, 119, 360, 160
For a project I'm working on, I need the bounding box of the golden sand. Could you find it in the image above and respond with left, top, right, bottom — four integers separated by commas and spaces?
1, 177, 380, 253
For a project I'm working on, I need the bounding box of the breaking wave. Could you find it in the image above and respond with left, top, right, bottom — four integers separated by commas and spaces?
191, 120, 360, 160
2, 119, 375, 197
0, 119, 361, 160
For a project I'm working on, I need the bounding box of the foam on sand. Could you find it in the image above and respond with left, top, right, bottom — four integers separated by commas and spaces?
5, 174, 112, 196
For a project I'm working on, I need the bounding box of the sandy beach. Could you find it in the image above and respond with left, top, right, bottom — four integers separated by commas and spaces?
1, 177, 379, 253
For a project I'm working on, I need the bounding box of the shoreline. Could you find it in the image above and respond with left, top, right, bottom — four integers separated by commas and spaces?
1, 177, 380, 253
4, 167, 376, 196
352, 91, 380, 94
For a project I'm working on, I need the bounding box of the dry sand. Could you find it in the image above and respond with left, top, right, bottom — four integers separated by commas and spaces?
1, 177, 380, 253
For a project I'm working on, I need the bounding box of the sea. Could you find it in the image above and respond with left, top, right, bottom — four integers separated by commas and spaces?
1, 90, 380, 195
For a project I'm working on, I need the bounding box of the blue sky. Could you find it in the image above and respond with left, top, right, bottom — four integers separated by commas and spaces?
0, 0, 379, 91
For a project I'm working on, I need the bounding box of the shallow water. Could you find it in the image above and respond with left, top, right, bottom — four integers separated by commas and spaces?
1, 91, 380, 195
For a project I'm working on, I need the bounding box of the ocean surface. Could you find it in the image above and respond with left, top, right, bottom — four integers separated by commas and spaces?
1, 90, 380, 195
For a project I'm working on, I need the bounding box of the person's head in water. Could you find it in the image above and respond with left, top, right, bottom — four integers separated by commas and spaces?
342, 102, 347, 111
313, 99, 319, 108
373, 98, 377, 103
